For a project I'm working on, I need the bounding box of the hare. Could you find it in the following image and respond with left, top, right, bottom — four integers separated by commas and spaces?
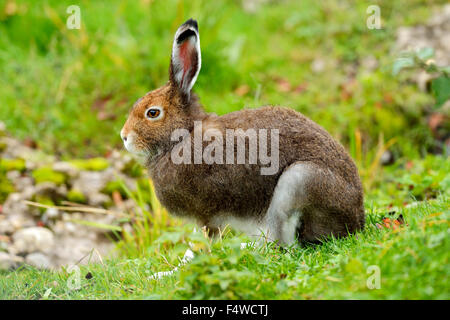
121, 19, 365, 246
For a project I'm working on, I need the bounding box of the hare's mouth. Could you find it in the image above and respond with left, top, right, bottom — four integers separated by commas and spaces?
123, 134, 148, 157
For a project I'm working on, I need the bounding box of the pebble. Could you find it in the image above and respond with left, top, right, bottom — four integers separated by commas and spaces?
311, 58, 326, 73
45, 208, 59, 219
25, 252, 53, 269
53, 161, 78, 178
0, 219, 15, 235
395, 4, 450, 78
88, 193, 111, 206
0, 251, 23, 270
12, 227, 55, 254
1, 133, 128, 269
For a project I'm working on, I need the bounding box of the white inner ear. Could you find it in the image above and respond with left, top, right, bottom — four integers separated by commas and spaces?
171, 28, 201, 94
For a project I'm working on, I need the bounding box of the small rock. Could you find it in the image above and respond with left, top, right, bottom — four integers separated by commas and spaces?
0, 251, 23, 270
110, 150, 133, 172
0, 241, 8, 252
0, 210, 35, 233
2, 190, 41, 219
12, 227, 54, 254
416, 70, 433, 92
88, 193, 111, 206
241, 0, 268, 13
56, 221, 78, 235
25, 252, 52, 269
52, 236, 114, 267
380, 150, 395, 166
71, 170, 114, 196
45, 208, 59, 219
121, 223, 134, 235
0, 219, 15, 235
34, 181, 67, 199
0, 252, 14, 270
395, 4, 450, 72
5, 192, 22, 204
311, 58, 326, 73
361, 55, 379, 71
53, 161, 78, 178
12, 176, 34, 192
6, 170, 21, 181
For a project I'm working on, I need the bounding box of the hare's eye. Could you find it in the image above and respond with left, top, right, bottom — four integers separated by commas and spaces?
145, 106, 163, 120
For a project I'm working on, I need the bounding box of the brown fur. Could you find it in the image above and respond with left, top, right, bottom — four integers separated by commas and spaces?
121, 19, 365, 243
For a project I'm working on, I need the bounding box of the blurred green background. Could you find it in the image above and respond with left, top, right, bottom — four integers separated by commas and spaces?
0, 0, 446, 159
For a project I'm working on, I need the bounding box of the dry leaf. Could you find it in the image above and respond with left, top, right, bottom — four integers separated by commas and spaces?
234, 85, 250, 96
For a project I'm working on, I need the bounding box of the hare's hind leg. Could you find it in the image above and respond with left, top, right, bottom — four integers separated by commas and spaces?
264, 161, 364, 245
263, 162, 313, 246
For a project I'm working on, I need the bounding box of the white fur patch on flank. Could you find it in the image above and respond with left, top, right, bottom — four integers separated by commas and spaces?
263, 162, 312, 245
210, 215, 269, 243
208, 163, 312, 246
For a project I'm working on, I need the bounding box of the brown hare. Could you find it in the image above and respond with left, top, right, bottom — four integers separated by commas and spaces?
121, 19, 365, 246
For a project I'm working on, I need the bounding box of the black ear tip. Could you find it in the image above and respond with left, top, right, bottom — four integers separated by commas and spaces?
183, 18, 198, 31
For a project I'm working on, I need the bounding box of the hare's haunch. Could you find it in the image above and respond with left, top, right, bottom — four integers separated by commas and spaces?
121, 19, 365, 245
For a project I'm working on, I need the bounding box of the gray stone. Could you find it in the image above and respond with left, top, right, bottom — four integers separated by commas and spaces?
0, 207, 35, 233
380, 150, 394, 166
110, 150, 132, 171
12, 227, 54, 254
0, 252, 14, 270
45, 207, 59, 219
6, 170, 21, 181
361, 55, 379, 71
0, 251, 23, 270
311, 58, 326, 73
53, 161, 78, 178
12, 176, 34, 192
395, 4, 450, 68
72, 170, 112, 196
0, 219, 15, 235
241, 0, 268, 13
52, 236, 114, 268
34, 182, 67, 198
3, 191, 40, 219
88, 193, 111, 206
25, 252, 52, 269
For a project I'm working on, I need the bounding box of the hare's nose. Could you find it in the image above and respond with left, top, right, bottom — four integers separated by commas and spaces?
120, 130, 128, 142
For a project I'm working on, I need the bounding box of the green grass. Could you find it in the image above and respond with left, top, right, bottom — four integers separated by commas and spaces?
1, 155, 448, 299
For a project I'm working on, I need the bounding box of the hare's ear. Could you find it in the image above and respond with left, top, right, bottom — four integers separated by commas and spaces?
169, 19, 201, 98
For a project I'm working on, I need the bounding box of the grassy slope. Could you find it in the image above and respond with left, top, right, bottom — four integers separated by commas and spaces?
1, 197, 448, 300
